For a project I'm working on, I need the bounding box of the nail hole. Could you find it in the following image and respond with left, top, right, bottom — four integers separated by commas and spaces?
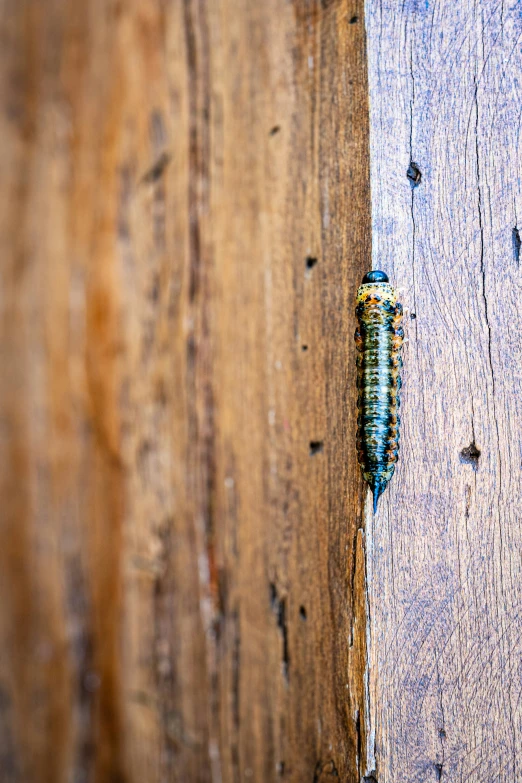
83, 671, 101, 693
301, 345, 308, 351
299, 605, 307, 621
278, 761, 285, 776
439, 728, 446, 738
434, 763, 443, 781
406, 161, 422, 187
410, 312, 417, 319
306, 256, 318, 270
140, 151, 171, 184
459, 441, 481, 470
349, 15, 359, 23
269, 125, 280, 136
150, 276, 160, 303
309, 441, 323, 456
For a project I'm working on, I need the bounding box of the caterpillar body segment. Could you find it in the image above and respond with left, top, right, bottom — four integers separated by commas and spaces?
354, 270, 404, 512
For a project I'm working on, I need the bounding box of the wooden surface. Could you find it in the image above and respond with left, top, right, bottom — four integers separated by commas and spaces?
0, 1, 371, 781
365, 1, 522, 781
3, 1, 520, 781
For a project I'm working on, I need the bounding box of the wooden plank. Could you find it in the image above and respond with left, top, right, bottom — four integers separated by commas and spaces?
0, 1, 210, 780
365, 1, 522, 780
209, 2, 371, 779
0, 0, 371, 781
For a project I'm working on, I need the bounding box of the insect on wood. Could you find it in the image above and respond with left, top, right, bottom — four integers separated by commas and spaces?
354, 270, 404, 512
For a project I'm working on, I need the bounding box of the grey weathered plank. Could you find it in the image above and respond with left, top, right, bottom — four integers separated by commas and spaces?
365, 1, 522, 780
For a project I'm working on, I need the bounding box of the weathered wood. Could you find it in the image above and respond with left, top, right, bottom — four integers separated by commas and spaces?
0, 1, 370, 781
211, 3, 372, 778
365, 2, 522, 780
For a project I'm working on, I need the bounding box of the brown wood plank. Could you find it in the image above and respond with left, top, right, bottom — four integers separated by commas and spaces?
0, 1, 371, 781
365, 2, 522, 780
209, 2, 370, 779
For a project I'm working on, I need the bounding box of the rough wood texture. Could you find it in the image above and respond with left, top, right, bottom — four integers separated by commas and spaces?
365, 2, 522, 780
0, 1, 370, 781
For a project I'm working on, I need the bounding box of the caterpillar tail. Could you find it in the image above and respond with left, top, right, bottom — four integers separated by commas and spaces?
372, 478, 386, 514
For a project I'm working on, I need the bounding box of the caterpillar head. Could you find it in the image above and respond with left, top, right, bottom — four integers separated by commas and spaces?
357, 270, 397, 305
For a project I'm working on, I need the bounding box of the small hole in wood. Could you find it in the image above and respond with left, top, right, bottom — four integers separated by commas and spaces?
309, 441, 323, 456
407, 161, 422, 187
141, 151, 171, 184
349, 15, 359, 23
150, 277, 160, 303
277, 761, 285, 775
269, 125, 280, 136
459, 441, 481, 470
306, 256, 318, 270
299, 605, 307, 621
410, 312, 417, 319
301, 345, 308, 352
83, 671, 101, 693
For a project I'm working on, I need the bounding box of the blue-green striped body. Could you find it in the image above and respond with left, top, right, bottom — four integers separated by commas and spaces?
355, 276, 404, 512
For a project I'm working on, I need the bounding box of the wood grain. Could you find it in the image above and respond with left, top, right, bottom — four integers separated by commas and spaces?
0, 1, 370, 781
365, 1, 522, 780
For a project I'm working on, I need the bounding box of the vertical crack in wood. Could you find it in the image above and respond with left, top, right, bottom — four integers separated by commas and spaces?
408, 41, 419, 339
270, 583, 290, 684
350, 522, 372, 782
476, 14, 518, 773
512, 226, 521, 265
362, 493, 376, 779
435, 657, 446, 779
473, 50, 515, 771
183, 0, 222, 779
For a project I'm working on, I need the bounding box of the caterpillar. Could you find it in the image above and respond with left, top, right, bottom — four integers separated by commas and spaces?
354, 270, 404, 512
